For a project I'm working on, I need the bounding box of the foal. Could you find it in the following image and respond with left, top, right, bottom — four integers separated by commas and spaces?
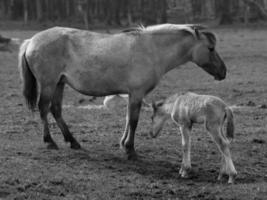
150, 92, 237, 183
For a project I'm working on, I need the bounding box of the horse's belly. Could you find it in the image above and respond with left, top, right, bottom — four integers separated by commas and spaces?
64, 69, 128, 96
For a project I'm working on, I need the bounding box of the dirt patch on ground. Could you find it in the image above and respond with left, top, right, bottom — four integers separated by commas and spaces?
0, 28, 267, 199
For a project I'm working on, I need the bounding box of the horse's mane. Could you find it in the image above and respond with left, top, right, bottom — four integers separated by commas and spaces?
122, 24, 202, 37
122, 24, 216, 44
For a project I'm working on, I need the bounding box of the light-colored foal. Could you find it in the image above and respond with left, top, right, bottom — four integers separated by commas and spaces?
150, 92, 237, 183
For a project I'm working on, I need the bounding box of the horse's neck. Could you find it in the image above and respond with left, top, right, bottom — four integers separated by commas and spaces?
146, 33, 193, 74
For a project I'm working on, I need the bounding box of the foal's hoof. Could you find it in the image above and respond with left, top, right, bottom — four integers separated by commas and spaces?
217, 173, 237, 184
179, 166, 191, 178
70, 141, 81, 149
228, 173, 237, 184
47, 143, 59, 150
228, 175, 235, 184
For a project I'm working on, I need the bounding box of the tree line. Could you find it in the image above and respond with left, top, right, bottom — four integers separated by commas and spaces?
0, 0, 266, 29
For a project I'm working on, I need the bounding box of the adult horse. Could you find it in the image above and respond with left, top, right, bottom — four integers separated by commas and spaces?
18, 24, 227, 159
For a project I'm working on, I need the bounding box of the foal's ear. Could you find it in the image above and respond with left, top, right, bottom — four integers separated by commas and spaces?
156, 100, 164, 107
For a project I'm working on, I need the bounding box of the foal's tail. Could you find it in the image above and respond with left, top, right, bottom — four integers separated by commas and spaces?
225, 107, 234, 142
18, 39, 38, 112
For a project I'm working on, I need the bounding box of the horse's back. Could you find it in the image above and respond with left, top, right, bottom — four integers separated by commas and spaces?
26, 27, 102, 56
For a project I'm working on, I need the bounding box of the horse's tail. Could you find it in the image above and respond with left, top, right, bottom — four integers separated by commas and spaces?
225, 107, 234, 142
18, 39, 38, 112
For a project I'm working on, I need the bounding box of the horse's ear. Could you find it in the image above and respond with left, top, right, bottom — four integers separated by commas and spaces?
187, 24, 207, 40
194, 29, 201, 40
122, 28, 139, 33
191, 24, 207, 30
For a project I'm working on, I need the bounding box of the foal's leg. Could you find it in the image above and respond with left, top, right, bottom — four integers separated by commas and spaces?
178, 125, 192, 178
50, 83, 81, 149
39, 90, 58, 149
206, 123, 237, 183
123, 95, 142, 160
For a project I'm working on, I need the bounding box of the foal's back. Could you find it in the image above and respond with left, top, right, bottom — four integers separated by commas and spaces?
173, 92, 228, 124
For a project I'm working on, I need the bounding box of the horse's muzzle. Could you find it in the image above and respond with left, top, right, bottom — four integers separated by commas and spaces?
215, 75, 225, 81
214, 66, 226, 81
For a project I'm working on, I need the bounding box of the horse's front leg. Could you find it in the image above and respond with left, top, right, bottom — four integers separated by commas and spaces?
120, 102, 129, 149
179, 125, 192, 178
123, 95, 142, 160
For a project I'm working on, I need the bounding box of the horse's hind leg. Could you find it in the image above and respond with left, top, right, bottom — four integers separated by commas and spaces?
123, 94, 142, 160
206, 122, 237, 183
38, 90, 58, 149
50, 82, 81, 149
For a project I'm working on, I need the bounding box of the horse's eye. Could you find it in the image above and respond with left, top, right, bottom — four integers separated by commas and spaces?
208, 47, 214, 52
151, 116, 154, 121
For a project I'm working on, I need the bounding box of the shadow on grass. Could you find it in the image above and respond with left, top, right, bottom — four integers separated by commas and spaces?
29, 146, 253, 185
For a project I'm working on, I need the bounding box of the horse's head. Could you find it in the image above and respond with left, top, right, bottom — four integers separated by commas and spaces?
190, 30, 226, 81
149, 100, 168, 138
0, 35, 21, 52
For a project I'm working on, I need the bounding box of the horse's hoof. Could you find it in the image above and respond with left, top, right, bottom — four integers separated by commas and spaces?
47, 143, 59, 150
120, 143, 125, 150
71, 142, 81, 149
126, 151, 138, 160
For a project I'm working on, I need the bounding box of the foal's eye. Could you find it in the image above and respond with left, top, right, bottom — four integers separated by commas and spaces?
151, 116, 154, 121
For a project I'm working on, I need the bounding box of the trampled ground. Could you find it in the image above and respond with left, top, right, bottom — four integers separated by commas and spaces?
0, 27, 267, 199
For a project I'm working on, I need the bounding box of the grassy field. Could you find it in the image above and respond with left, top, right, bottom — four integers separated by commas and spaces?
0, 27, 267, 200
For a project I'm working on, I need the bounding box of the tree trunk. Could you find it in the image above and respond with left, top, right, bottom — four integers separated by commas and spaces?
243, 0, 267, 21
219, 0, 233, 24
160, 0, 167, 23
23, 0, 28, 24
66, 0, 70, 17
126, 0, 133, 25
36, 0, 42, 21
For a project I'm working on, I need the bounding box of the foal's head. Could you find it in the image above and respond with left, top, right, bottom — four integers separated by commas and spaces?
150, 100, 168, 138
190, 29, 226, 81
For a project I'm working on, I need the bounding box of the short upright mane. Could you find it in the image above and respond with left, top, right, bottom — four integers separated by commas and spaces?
122, 23, 205, 38
143, 24, 195, 34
